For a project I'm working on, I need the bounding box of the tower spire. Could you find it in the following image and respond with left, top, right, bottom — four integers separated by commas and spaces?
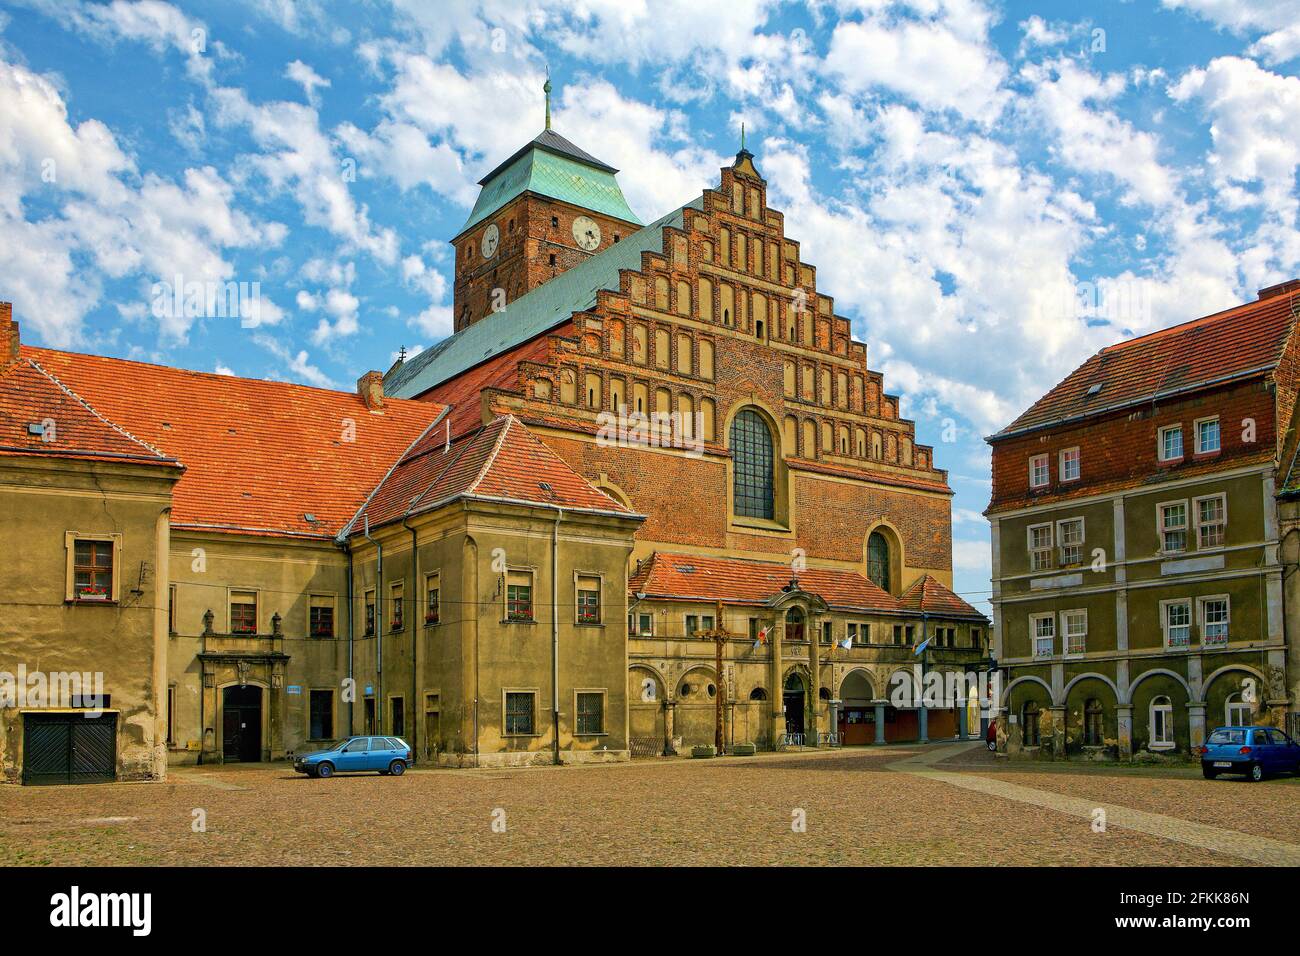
544, 69, 552, 131
741, 122, 745, 151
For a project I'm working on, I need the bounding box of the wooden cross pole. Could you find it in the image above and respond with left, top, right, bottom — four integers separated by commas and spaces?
696, 600, 744, 755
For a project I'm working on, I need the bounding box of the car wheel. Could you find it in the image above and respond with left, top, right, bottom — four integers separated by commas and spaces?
316, 762, 335, 779
1248, 762, 1264, 783
389, 760, 406, 776
987, 739, 996, 752
1201, 765, 1217, 779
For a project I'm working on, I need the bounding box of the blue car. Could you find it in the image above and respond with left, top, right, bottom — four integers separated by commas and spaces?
1199, 726, 1300, 782
293, 736, 412, 778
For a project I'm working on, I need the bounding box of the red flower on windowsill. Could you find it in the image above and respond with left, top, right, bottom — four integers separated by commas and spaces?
77, 585, 109, 600
424, 613, 440, 625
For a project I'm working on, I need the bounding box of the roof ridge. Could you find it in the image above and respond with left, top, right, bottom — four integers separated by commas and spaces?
26, 357, 172, 461
337, 405, 452, 539
24, 345, 433, 407
464, 414, 515, 496
1101, 291, 1291, 354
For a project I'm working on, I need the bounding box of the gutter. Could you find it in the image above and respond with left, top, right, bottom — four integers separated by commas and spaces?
403, 513, 419, 761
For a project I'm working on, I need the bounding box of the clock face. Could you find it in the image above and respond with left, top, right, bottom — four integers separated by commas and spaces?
480, 223, 500, 259
572, 216, 601, 251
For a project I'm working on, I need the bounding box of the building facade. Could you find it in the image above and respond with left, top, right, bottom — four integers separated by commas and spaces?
987, 285, 1300, 758
0, 100, 984, 783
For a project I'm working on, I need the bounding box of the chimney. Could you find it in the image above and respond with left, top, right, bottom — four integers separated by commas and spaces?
356, 370, 384, 410
0, 302, 17, 367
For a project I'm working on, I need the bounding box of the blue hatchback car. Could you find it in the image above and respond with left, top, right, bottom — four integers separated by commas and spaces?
1199, 726, 1300, 782
294, 736, 412, 778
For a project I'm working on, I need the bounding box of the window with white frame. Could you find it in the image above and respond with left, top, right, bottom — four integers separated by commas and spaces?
1158, 424, 1183, 462
1159, 501, 1188, 553
1195, 494, 1225, 549
1029, 453, 1049, 488
1162, 599, 1192, 648
1062, 609, 1087, 655
1028, 523, 1053, 572
1199, 596, 1229, 646
1226, 691, 1251, 726
1057, 518, 1084, 565
1059, 447, 1080, 482
1196, 417, 1220, 454
1149, 696, 1174, 749
1031, 613, 1055, 658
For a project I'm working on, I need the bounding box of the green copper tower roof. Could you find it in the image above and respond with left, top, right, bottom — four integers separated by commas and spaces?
457, 128, 642, 236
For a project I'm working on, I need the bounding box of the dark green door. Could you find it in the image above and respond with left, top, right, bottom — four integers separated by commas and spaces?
22, 712, 116, 785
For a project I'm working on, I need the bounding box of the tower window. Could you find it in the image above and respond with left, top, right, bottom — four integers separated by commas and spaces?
730, 408, 774, 520
551, 216, 559, 228
549, 254, 557, 266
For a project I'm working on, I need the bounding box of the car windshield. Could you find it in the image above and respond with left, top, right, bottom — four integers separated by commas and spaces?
1207, 729, 1245, 745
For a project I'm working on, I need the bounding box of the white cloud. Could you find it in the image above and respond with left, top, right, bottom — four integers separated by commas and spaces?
285, 59, 330, 106
1162, 0, 1300, 64
251, 332, 335, 388
824, 8, 1009, 124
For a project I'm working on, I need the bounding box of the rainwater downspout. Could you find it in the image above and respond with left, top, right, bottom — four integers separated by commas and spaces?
552, 506, 564, 766
364, 514, 383, 734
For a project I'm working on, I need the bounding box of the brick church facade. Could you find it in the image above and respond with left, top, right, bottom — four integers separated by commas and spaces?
0, 100, 986, 783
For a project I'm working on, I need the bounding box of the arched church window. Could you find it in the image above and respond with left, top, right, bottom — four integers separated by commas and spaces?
730, 409, 774, 520
867, 531, 890, 592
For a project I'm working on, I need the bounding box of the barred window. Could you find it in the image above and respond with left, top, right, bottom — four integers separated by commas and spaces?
505, 692, 535, 735
730, 408, 774, 519
576, 692, 604, 735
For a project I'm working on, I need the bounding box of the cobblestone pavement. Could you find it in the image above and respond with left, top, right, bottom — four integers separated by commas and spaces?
1, 744, 1295, 866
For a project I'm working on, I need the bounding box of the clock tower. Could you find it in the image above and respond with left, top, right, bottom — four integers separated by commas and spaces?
450, 80, 642, 332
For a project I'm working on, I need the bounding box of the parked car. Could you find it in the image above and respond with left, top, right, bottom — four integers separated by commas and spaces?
294, 736, 412, 778
1199, 726, 1300, 782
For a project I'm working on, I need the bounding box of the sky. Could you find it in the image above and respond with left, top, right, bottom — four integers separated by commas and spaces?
3, 0, 1300, 614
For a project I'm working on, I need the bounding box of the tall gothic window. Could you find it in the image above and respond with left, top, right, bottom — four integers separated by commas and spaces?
867, 531, 890, 592
731, 408, 774, 519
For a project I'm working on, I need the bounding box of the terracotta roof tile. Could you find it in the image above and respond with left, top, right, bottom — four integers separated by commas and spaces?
629, 551, 986, 620
898, 574, 984, 619
0, 357, 177, 467
22, 346, 444, 538
351, 414, 637, 532
993, 288, 1298, 439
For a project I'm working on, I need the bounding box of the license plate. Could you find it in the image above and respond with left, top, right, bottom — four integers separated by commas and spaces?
1213, 761, 1232, 768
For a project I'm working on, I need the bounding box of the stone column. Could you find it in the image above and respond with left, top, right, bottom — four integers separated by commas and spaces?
807, 619, 820, 746
662, 699, 676, 756
957, 693, 969, 740
829, 698, 841, 745
874, 701, 886, 744
1187, 702, 1207, 753
1117, 704, 1133, 759
918, 704, 929, 743
1049, 705, 1067, 760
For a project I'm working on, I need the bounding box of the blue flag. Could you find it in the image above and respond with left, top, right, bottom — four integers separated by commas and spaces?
914, 637, 930, 656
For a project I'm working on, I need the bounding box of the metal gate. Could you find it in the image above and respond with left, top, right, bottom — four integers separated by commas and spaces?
22, 712, 117, 785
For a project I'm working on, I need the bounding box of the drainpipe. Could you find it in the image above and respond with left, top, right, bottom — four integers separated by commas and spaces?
364, 514, 383, 734
345, 545, 355, 735
403, 515, 420, 760
552, 506, 564, 766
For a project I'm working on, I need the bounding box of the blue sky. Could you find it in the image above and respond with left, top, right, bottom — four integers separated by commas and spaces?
3, 0, 1300, 612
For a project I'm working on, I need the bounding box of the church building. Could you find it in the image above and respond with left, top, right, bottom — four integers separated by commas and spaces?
0, 89, 986, 782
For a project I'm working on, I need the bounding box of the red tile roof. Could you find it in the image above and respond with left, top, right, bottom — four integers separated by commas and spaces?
0, 357, 178, 468
349, 414, 638, 532
898, 574, 984, 619
22, 346, 445, 538
993, 286, 1298, 439
629, 551, 986, 619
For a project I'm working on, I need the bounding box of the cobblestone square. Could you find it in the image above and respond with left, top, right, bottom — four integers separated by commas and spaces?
2, 743, 1297, 867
